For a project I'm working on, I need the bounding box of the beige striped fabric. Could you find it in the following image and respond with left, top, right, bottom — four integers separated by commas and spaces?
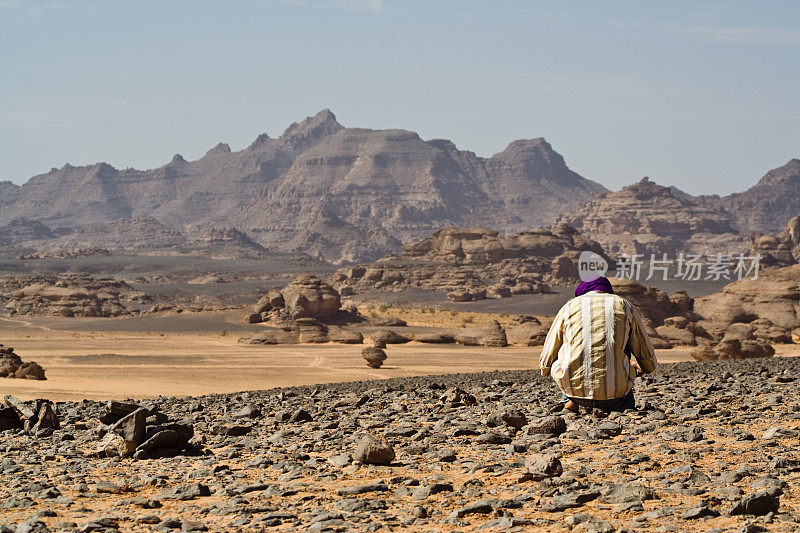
539, 290, 657, 400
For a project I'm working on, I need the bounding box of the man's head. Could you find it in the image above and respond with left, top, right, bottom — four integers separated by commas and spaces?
575, 275, 614, 297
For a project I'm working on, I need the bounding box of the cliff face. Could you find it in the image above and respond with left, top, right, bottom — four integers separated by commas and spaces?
0, 110, 606, 262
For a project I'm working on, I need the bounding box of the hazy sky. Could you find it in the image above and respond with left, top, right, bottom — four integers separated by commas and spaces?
1, 0, 798, 194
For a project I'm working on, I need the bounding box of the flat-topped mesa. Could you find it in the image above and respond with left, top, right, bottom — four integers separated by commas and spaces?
0, 274, 148, 318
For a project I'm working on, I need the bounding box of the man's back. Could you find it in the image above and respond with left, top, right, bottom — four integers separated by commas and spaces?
540, 290, 657, 401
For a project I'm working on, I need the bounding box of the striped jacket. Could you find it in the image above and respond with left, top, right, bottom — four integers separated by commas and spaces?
539, 290, 657, 400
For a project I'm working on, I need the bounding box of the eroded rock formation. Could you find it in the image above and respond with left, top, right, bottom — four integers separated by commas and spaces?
557, 177, 743, 256
0, 346, 46, 380
333, 225, 610, 296
0, 274, 149, 317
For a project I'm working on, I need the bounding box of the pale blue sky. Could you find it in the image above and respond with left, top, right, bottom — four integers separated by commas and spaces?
1, 0, 798, 194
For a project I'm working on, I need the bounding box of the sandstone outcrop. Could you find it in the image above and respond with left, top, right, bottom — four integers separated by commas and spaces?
692, 263, 800, 346
749, 212, 800, 267
0, 274, 148, 317
454, 321, 508, 348
332, 225, 609, 296
0, 346, 46, 380
506, 316, 553, 347
281, 274, 341, 319
557, 177, 745, 256
243, 275, 362, 344
250, 275, 341, 323
609, 279, 704, 348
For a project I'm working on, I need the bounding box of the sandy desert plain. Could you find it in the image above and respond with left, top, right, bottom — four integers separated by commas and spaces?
0, 308, 711, 402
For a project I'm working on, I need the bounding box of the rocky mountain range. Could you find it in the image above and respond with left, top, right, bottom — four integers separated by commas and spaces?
0, 110, 796, 262
0, 110, 605, 263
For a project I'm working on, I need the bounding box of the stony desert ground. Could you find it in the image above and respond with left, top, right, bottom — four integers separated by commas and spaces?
0, 357, 799, 532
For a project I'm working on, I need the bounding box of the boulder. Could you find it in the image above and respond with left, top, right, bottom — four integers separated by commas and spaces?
372, 330, 411, 344
0, 346, 45, 380
447, 291, 473, 302
362, 347, 387, 369
14, 362, 46, 380
328, 328, 364, 344
239, 330, 300, 345
654, 325, 696, 346
0, 350, 22, 377
96, 432, 137, 458
691, 338, 775, 361
506, 318, 550, 346
253, 290, 285, 314
0, 406, 22, 431
455, 320, 508, 347
113, 408, 147, 446
415, 332, 456, 344
525, 454, 563, 480
353, 432, 395, 465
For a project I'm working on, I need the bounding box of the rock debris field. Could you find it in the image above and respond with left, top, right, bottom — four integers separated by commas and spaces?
1, 358, 799, 532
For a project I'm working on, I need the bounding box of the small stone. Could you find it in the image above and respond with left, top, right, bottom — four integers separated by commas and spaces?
353, 432, 395, 465
524, 453, 563, 480
526, 416, 567, 436
728, 490, 780, 516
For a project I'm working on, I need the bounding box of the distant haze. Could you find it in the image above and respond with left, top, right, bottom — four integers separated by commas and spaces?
1, 1, 798, 194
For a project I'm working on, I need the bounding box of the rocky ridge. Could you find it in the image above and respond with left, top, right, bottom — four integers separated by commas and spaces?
710, 159, 800, 233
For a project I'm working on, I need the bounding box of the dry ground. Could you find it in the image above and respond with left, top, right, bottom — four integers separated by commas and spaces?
0, 310, 728, 402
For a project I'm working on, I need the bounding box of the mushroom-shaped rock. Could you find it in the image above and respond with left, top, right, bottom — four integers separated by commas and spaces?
362, 347, 387, 368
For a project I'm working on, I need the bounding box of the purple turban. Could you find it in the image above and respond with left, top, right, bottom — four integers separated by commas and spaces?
575, 275, 614, 297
